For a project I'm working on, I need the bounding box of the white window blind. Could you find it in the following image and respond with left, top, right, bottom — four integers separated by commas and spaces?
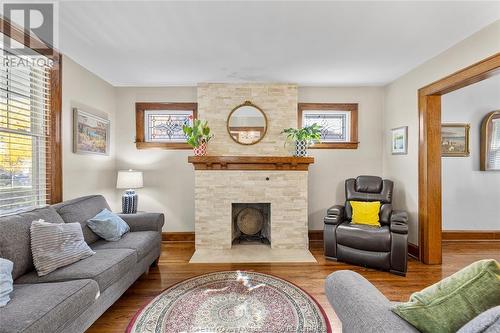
0, 33, 52, 215
489, 118, 500, 170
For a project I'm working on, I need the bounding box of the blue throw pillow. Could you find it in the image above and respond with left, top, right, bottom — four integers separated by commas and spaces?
0, 258, 13, 307
87, 209, 130, 242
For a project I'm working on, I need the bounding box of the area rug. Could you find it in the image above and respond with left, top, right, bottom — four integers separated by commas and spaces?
127, 271, 331, 333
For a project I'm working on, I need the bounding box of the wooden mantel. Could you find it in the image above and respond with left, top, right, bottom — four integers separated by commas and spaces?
188, 156, 314, 171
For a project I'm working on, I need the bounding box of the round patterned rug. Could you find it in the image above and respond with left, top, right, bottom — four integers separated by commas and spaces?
127, 271, 331, 333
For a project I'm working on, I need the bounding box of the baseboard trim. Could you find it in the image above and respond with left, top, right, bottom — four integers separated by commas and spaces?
162, 232, 195, 242
408, 243, 419, 259
308, 230, 323, 242
162, 231, 323, 243
162, 230, 422, 261
442, 230, 500, 241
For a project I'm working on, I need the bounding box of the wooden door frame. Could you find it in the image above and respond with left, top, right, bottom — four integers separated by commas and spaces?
418, 52, 500, 264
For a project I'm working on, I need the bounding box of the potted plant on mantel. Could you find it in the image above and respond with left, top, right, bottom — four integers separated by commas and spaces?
281, 124, 321, 157
182, 119, 213, 156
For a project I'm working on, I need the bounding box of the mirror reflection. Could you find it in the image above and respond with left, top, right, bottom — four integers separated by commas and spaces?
227, 102, 267, 145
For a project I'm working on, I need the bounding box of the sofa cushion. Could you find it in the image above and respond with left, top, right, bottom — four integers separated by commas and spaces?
0, 206, 64, 280
90, 231, 160, 261
337, 222, 391, 252
52, 195, 111, 244
0, 279, 99, 333
15, 249, 136, 292
457, 306, 500, 333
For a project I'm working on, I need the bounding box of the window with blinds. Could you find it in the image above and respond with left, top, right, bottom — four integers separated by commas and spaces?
489, 118, 500, 169
0, 33, 53, 215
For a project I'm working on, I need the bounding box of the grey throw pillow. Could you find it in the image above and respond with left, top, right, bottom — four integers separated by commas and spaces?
0, 258, 13, 307
30, 219, 95, 276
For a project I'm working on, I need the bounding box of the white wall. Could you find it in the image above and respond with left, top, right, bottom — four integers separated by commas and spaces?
111, 86, 384, 232
62, 56, 118, 210
441, 76, 500, 230
299, 87, 385, 230
114, 87, 197, 232
382, 20, 500, 244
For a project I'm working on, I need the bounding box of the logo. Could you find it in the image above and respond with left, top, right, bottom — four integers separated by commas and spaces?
3, 3, 54, 56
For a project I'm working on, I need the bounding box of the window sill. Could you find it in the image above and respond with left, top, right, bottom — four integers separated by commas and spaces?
136, 142, 192, 150
309, 142, 359, 149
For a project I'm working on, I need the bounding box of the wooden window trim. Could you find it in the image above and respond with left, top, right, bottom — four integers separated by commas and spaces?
0, 17, 62, 204
135, 102, 197, 149
298, 103, 359, 149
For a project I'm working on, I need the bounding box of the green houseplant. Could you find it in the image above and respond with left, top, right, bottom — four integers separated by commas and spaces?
182, 119, 213, 156
281, 124, 322, 157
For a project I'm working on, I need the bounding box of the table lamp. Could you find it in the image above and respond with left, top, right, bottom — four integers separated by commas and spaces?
117, 169, 143, 214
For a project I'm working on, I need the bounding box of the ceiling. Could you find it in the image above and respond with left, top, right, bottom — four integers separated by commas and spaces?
56, 1, 500, 87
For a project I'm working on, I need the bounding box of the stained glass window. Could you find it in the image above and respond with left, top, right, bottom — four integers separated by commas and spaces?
144, 110, 193, 142
302, 110, 350, 142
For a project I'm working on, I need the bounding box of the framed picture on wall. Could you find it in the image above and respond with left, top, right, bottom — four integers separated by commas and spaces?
73, 108, 110, 155
391, 126, 408, 155
441, 123, 470, 157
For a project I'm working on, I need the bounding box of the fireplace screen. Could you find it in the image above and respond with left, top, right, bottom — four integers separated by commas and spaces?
232, 203, 270, 245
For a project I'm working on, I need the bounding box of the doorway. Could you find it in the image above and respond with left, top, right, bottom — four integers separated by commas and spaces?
418, 53, 500, 264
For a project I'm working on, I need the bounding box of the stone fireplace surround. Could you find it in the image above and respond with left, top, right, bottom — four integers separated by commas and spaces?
189, 156, 315, 263
189, 83, 316, 263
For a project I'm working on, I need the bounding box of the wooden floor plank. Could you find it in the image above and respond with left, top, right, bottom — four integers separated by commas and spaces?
87, 240, 500, 332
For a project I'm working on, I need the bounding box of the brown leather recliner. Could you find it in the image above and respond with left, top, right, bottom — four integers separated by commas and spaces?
324, 176, 408, 276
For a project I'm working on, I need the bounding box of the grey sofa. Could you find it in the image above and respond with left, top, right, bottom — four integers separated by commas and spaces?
325, 270, 500, 333
0, 195, 164, 333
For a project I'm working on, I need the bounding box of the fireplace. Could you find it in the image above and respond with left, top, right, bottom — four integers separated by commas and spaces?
188, 156, 316, 263
232, 203, 271, 245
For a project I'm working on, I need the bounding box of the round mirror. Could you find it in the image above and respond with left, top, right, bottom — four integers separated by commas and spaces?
227, 101, 268, 145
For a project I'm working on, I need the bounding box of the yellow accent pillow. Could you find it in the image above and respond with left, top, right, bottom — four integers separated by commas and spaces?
350, 201, 381, 227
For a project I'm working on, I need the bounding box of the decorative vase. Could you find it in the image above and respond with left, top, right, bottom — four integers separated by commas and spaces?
193, 141, 207, 156
294, 140, 308, 157
122, 190, 138, 214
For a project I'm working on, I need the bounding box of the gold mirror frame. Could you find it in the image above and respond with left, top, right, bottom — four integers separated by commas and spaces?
227, 101, 268, 145
480, 110, 500, 171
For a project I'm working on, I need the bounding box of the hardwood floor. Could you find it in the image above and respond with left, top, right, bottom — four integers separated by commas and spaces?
87, 240, 500, 332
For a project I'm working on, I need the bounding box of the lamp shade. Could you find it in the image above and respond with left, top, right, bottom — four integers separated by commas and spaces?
116, 169, 143, 189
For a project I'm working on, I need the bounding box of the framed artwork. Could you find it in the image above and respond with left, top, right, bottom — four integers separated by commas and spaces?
391, 126, 408, 155
73, 108, 110, 155
441, 124, 470, 157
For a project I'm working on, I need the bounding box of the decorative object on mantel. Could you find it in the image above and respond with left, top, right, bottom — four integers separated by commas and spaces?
441, 123, 470, 157
73, 108, 110, 155
391, 126, 408, 155
480, 110, 500, 171
126, 271, 331, 333
227, 101, 268, 145
282, 124, 321, 156
182, 119, 213, 156
188, 155, 315, 171
117, 169, 143, 214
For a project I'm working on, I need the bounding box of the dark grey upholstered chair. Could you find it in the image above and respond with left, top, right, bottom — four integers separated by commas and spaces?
324, 176, 409, 275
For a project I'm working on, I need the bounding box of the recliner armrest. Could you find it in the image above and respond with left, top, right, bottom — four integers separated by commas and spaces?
324, 215, 343, 225
325, 205, 345, 225
390, 210, 408, 234
327, 205, 344, 217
